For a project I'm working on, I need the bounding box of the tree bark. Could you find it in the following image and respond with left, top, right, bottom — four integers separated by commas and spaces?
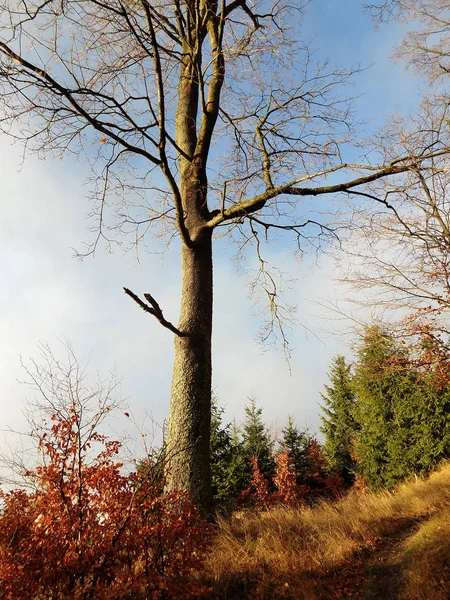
165, 232, 213, 513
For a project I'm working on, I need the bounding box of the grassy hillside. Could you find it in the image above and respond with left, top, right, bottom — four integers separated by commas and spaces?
199, 462, 450, 599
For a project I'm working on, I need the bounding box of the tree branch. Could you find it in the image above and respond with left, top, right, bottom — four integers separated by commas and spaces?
123, 287, 186, 337
205, 154, 448, 229
0, 41, 161, 166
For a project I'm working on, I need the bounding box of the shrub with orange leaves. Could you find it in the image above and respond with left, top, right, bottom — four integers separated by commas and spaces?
0, 404, 211, 600
273, 449, 298, 507
248, 455, 270, 508
408, 321, 450, 390
242, 443, 345, 510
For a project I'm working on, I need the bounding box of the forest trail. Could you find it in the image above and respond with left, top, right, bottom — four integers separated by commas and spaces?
325, 517, 424, 600
206, 465, 450, 600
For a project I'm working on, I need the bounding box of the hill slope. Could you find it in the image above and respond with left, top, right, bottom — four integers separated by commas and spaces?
200, 463, 450, 599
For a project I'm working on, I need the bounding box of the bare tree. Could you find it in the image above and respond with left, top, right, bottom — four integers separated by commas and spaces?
339, 102, 450, 300
336, 3, 450, 338
367, 1, 450, 83
0, 0, 445, 511
0, 341, 124, 490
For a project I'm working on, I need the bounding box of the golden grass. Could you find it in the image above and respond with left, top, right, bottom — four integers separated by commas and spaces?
199, 463, 450, 599
400, 506, 450, 600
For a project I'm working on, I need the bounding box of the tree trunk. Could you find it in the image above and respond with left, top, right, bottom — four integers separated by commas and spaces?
165, 232, 213, 514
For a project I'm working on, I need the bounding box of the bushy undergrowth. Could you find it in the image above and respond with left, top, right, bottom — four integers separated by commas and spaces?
0, 407, 211, 600
241, 448, 345, 510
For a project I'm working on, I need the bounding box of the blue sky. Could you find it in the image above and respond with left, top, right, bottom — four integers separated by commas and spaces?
0, 3, 420, 454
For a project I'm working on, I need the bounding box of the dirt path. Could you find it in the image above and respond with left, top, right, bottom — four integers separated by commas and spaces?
320, 517, 423, 600
360, 519, 419, 600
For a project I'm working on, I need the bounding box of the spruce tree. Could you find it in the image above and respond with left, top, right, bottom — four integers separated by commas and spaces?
320, 355, 357, 483
352, 326, 407, 487
393, 352, 450, 480
210, 398, 247, 509
280, 415, 310, 484
241, 397, 276, 487
352, 325, 427, 488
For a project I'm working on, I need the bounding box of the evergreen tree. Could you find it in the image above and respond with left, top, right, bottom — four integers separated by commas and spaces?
210, 398, 247, 509
352, 325, 416, 488
280, 415, 310, 484
351, 325, 450, 488
393, 333, 450, 480
320, 355, 357, 483
241, 397, 276, 487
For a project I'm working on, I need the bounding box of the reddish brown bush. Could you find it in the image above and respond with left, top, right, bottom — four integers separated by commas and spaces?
0, 405, 211, 600
242, 443, 345, 511
273, 449, 298, 507
249, 455, 270, 508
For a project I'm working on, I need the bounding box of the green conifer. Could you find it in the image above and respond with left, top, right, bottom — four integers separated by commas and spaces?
320, 355, 357, 483
350, 325, 450, 488
352, 325, 415, 487
241, 396, 276, 487
280, 415, 310, 484
210, 398, 247, 509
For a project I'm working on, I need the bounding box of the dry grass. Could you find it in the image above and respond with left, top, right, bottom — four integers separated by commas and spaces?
199, 462, 450, 599
400, 505, 450, 600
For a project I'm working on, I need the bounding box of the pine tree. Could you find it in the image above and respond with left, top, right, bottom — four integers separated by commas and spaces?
351, 324, 450, 488
394, 332, 450, 479
241, 397, 276, 488
349, 324, 450, 488
320, 355, 357, 483
351, 326, 412, 487
210, 398, 247, 509
412, 379, 450, 471
280, 415, 310, 484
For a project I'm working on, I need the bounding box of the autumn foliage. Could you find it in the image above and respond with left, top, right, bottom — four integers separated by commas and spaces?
273, 450, 298, 507
247, 456, 271, 508
244, 447, 344, 510
0, 403, 211, 600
